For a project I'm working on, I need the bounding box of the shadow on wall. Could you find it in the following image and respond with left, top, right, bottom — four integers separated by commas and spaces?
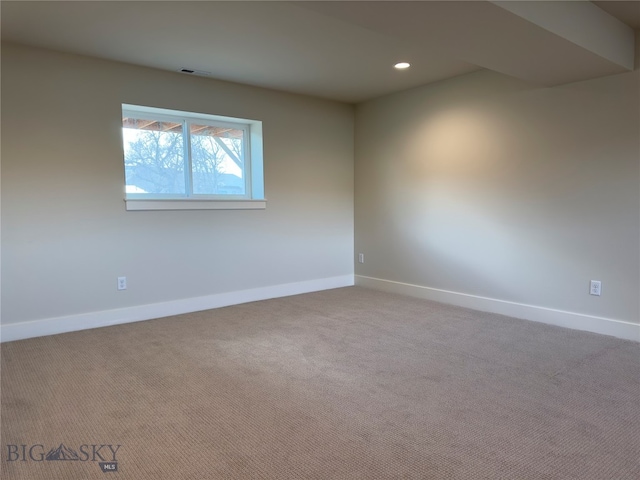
382, 100, 626, 308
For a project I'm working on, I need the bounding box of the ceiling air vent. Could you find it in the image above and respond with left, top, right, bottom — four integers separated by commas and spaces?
179, 68, 212, 76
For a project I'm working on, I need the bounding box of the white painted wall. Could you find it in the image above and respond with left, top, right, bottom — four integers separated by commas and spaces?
3, 40, 638, 342
1, 44, 354, 330
355, 66, 639, 333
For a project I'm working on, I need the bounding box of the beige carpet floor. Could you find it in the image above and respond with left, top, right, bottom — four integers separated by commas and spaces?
1, 286, 638, 479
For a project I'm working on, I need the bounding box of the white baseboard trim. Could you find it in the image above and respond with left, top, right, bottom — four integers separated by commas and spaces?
1, 275, 355, 343
356, 275, 639, 342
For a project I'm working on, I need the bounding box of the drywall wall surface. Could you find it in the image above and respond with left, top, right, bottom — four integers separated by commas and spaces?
355, 68, 639, 324
1, 43, 354, 324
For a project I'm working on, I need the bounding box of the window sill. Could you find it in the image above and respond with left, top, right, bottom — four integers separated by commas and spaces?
125, 199, 267, 211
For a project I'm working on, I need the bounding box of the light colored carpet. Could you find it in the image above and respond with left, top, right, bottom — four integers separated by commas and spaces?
1, 286, 638, 479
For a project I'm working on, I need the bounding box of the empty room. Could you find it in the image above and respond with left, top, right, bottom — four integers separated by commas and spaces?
1, 1, 639, 479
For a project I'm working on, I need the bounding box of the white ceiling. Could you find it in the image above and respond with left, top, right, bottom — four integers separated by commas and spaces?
1, 1, 638, 103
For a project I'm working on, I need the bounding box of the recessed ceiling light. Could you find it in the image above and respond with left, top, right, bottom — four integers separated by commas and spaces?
394, 62, 411, 70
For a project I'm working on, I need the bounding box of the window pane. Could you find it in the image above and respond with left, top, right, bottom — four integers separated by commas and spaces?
122, 118, 185, 195
190, 124, 245, 195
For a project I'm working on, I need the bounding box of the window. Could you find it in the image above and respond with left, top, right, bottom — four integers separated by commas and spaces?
122, 104, 265, 210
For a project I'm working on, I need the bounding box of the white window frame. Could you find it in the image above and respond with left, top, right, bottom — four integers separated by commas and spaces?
122, 104, 265, 211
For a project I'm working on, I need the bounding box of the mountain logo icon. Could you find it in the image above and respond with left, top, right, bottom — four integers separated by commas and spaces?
45, 444, 80, 461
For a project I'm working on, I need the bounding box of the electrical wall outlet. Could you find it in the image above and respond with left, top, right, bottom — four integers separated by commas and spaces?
590, 280, 601, 296
358, 253, 364, 264
117, 276, 127, 291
